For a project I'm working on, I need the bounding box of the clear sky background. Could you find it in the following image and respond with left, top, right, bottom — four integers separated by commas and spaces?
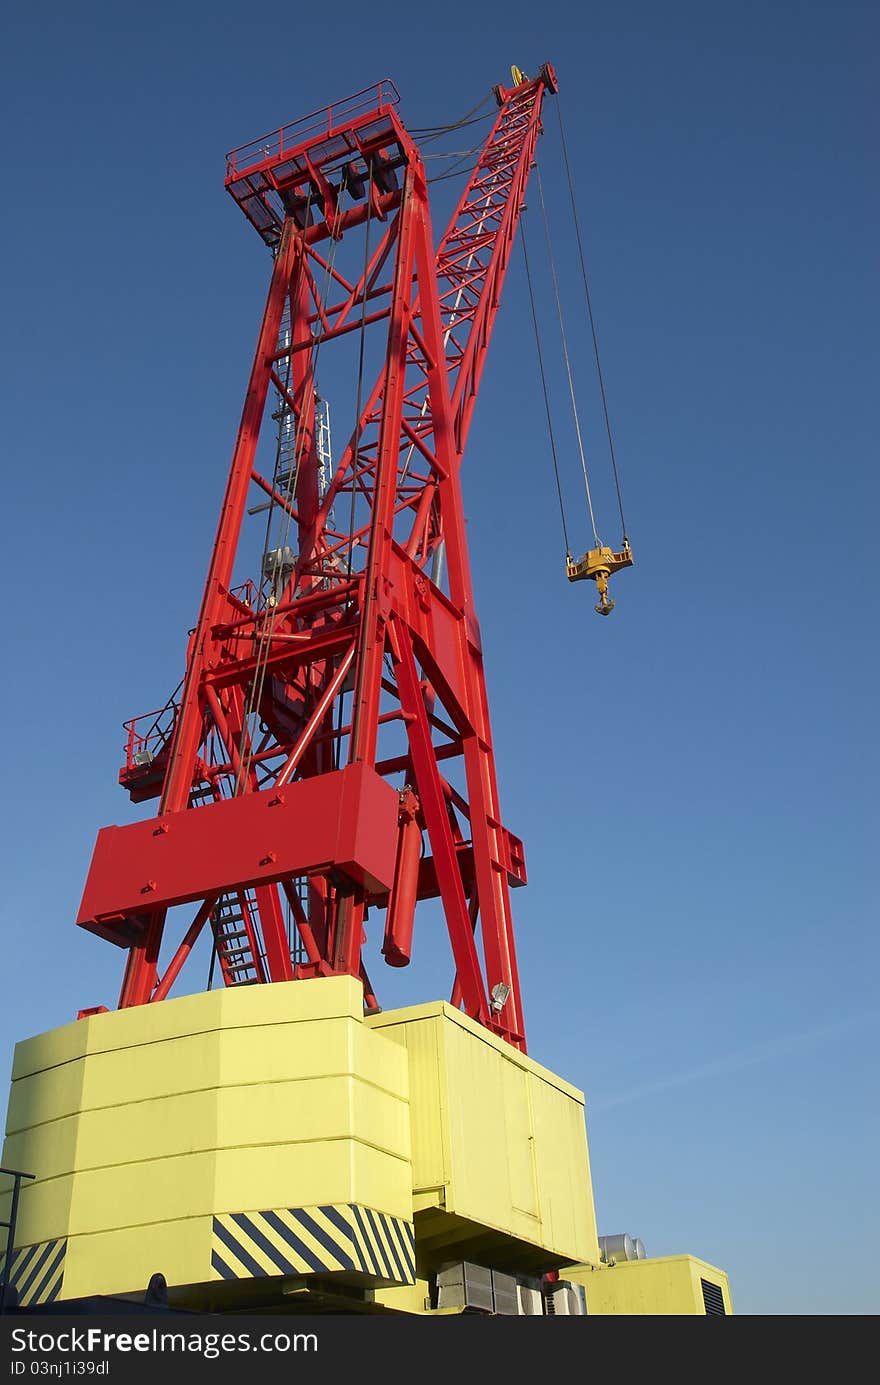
1, 0, 876, 1316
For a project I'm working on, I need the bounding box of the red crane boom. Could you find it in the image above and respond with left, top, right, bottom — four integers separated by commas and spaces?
77, 65, 559, 1052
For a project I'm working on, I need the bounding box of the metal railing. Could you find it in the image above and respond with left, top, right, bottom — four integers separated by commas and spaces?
122, 689, 180, 772
225, 80, 401, 179
0, 1166, 35, 1314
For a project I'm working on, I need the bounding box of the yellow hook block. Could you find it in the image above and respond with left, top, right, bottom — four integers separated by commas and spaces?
566, 541, 633, 615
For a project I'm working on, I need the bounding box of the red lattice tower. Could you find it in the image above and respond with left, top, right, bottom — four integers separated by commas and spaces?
77, 66, 559, 1052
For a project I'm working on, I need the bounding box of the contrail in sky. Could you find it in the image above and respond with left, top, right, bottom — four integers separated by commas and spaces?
588, 1009, 880, 1112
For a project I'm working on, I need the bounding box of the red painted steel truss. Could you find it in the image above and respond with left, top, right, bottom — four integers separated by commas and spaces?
77, 67, 558, 1051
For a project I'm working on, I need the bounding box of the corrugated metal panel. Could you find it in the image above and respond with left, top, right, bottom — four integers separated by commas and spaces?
378, 1015, 447, 1206
436, 1260, 493, 1312
491, 1268, 520, 1315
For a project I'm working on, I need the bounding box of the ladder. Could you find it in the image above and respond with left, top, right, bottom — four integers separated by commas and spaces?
271, 303, 297, 495
211, 892, 267, 987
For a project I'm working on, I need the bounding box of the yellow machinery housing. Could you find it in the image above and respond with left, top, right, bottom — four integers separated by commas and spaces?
1, 977, 730, 1315
564, 1256, 733, 1316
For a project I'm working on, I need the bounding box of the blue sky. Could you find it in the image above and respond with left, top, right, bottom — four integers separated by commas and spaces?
1, 0, 876, 1316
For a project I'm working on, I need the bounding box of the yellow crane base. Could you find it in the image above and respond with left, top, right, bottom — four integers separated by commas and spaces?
0, 976, 730, 1315
566, 541, 633, 614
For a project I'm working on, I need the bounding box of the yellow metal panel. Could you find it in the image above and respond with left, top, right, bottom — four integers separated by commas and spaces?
57, 1131, 410, 1238
564, 1255, 733, 1315
501, 1054, 538, 1216
215, 974, 363, 1029
368, 1000, 585, 1100
393, 1014, 446, 1198
75, 1087, 219, 1169
217, 1076, 409, 1157
11, 1019, 89, 1082
80, 1031, 222, 1107
7, 1077, 409, 1188
9, 977, 362, 1080
347, 1019, 409, 1099
348, 1080, 411, 1161
6, 1060, 86, 1134
67, 1151, 219, 1234
213, 1140, 412, 1221
211, 1139, 339, 1214
368, 1001, 596, 1264
83, 989, 226, 1053
71, 1011, 407, 1108
218, 1017, 351, 1086
61, 1218, 214, 1300
0, 1175, 75, 1251
346, 1140, 414, 1223
372, 1277, 431, 1314
79, 976, 362, 1057
217, 1077, 351, 1152
442, 1017, 507, 1223
3, 1114, 80, 1184
1, 979, 413, 1301
530, 1076, 599, 1264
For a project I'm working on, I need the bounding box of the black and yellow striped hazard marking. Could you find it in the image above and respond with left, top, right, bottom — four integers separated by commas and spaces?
211, 1204, 415, 1286
0, 1237, 66, 1307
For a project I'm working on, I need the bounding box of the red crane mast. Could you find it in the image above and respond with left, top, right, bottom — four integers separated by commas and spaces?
77, 66, 559, 1052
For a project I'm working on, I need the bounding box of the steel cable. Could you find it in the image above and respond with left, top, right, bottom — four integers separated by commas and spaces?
555, 98, 628, 542
411, 93, 495, 143
536, 163, 600, 547
520, 222, 571, 557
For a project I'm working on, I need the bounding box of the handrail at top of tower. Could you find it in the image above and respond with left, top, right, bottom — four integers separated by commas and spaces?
225, 80, 401, 180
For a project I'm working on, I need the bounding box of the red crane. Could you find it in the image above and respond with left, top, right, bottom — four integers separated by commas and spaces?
77, 66, 560, 1052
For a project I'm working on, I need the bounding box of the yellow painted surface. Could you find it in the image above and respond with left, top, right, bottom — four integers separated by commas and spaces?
372, 1277, 431, 1314
0, 977, 412, 1300
367, 1001, 599, 1265
564, 1255, 734, 1316
1, 982, 735, 1313
61, 1218, 214, 1302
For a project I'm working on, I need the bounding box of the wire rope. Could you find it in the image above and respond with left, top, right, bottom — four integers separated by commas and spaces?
536, 162, 600, 548
555, 98, 628, 541
410, 93, 495, 142
520, 222, 571, 556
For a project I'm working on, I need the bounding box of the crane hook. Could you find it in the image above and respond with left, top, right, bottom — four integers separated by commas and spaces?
566, 540, 633, 615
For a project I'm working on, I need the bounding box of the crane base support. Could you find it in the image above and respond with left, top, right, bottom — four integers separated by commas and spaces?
1, 979, 592, 1311
0, 979, 730, 1314
0, 979, 412, 1307
560, 1255, 733, 1316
